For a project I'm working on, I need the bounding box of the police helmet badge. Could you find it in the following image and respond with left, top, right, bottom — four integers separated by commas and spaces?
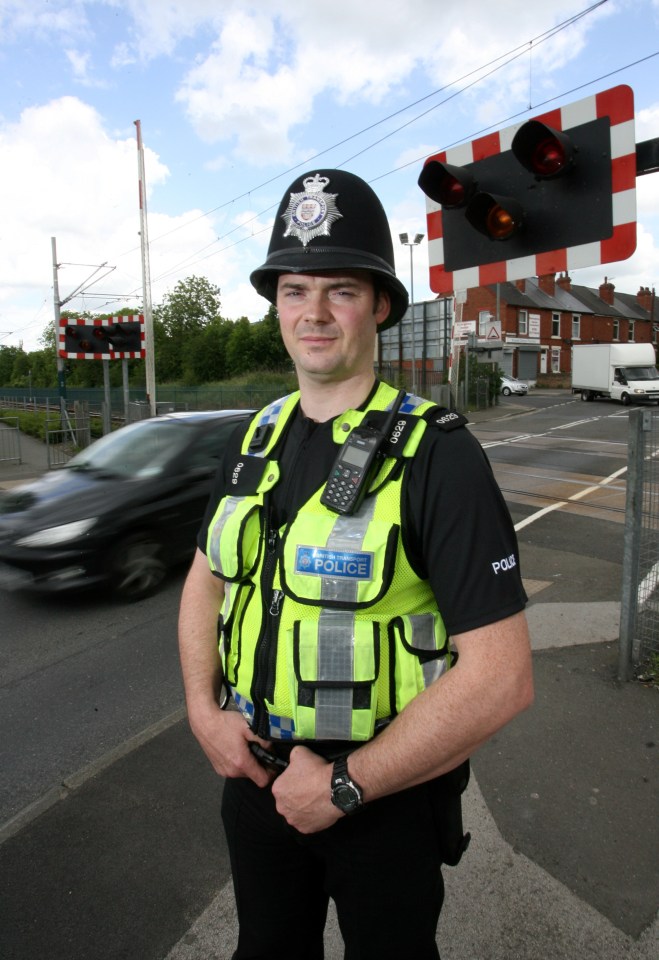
282, 174, 343, 246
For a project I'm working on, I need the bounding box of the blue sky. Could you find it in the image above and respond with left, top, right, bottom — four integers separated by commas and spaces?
1, 0, 658, 352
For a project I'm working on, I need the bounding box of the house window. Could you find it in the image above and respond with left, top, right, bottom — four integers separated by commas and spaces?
551, 313, 561, 338
613, 319, 620, 340
628, 322, 635, 342
572, 315, 580, 340
551, 348, 561, 373
518, 309, 528, 336
478, 310, 490, 336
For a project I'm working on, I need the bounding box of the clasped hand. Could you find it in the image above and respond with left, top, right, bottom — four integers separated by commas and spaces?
192, 706, 341, 833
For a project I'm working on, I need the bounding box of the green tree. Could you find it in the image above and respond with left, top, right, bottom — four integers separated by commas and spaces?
27, 348, 57, 388
251, 304, 290, 370
226, 317, 258, 376
9, 349, 31, 386
154, 276, 221, 381
184, 317, 233, 384
0, 346, 23, 386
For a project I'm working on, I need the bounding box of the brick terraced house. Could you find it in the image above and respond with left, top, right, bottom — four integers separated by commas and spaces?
461, 274, 658, 385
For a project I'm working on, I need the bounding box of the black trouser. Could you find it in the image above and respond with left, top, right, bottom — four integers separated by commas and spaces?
221, 775, 445, 960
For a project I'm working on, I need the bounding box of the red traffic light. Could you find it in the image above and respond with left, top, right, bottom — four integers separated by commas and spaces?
465, 193, 524, 240
60, 317, 144, 359
417, 160, 476, 208
511, 120, 575, 180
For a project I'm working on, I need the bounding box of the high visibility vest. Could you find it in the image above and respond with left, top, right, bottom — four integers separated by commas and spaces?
206, 381, 459, 742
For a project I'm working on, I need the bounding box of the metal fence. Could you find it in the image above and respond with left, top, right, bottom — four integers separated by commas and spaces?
0, 416, 21, 465
0, 374, 499, 417
45, 416, 92, 470
619, 408, 659, 678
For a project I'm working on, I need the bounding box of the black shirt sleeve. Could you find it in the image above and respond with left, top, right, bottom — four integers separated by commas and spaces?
403, 423, 527, 636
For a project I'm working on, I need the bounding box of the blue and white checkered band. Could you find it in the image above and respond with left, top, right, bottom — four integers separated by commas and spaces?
295, 546, 374, 581
282, 174, 343, 246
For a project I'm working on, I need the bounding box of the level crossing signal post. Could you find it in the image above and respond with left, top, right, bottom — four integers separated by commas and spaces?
419, 83, 638, 296
58, 315, 146, 430
59, 317, 145, 360
417, 83, 644, 413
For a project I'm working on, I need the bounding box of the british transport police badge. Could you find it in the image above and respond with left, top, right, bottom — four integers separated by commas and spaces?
282, 173, 343, 246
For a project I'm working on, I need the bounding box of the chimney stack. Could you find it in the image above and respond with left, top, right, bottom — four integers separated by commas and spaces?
557, 272, 572, 292
636, 286, 653, 312
599, 277, 615, 305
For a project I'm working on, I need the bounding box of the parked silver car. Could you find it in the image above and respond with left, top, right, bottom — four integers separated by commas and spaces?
500, 375, 528, 396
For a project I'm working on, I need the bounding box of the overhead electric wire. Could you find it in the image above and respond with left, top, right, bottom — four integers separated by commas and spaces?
141, 0, 610, 250
107, 0, 613, 281
116, 1, 622, 298
374, 48, 659, 184
55, 0, 656, 319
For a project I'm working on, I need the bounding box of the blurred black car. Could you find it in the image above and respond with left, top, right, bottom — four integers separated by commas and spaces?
0, 410, 251, 601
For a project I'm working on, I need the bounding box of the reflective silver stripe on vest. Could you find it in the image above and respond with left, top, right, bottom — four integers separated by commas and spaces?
219, 581, 233, 659
208, 496, 241, 570
320, 497, 376, 604
315, 608, 359, 740
410, 613, 447, 688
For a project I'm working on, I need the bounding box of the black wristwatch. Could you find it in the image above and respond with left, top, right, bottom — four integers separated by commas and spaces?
330, 756, 364, 815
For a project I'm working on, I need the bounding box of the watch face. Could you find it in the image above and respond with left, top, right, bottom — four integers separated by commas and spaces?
333, 783, 361, 812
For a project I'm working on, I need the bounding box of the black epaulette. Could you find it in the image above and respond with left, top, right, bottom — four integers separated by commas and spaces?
423, 406, 469, 432
225, 455, 271, 495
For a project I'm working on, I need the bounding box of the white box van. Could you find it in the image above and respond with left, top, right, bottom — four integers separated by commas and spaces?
571, 343, 659, 405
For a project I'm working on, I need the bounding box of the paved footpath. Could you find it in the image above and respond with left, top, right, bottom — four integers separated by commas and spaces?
1, 403, 657, 959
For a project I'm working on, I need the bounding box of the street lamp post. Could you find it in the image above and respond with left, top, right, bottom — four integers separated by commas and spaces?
399, 232, 424, 393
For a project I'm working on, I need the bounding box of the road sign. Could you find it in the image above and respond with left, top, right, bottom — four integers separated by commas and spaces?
420, 84, 637, 293
453, 320, 476, 339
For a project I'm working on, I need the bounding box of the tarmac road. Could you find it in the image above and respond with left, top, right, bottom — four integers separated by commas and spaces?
0, 401, 657, 960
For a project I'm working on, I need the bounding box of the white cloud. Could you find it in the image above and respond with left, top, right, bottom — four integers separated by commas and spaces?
636, 102, 659, 143
0, 1, 627, 166
0, 97, 230, 347
1, 0, 657, 351
0, 0, 92, 43
169, 0, 617, 162
64, 48, 109, 87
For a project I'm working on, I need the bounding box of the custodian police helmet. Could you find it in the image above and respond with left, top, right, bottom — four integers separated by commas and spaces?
250, 169, 409, 331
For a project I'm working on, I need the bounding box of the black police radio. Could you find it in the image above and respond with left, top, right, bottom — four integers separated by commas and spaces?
321, 390, 406, 516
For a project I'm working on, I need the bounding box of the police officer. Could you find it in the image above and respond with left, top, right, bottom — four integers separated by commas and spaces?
178, 169, 533, 960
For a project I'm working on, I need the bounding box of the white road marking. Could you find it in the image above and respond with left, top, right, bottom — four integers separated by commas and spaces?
513, 465, 629, 532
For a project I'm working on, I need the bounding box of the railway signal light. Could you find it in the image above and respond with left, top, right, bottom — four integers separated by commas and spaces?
418, 161, 476, 209
59, 316, 145, 360
465, 193, 524, 240
511, 120, 576, 179
420, 84, 637, 293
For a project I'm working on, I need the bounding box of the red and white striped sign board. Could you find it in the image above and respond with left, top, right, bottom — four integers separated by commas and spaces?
58, 315, 146, 361
424, 84, 637, 294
